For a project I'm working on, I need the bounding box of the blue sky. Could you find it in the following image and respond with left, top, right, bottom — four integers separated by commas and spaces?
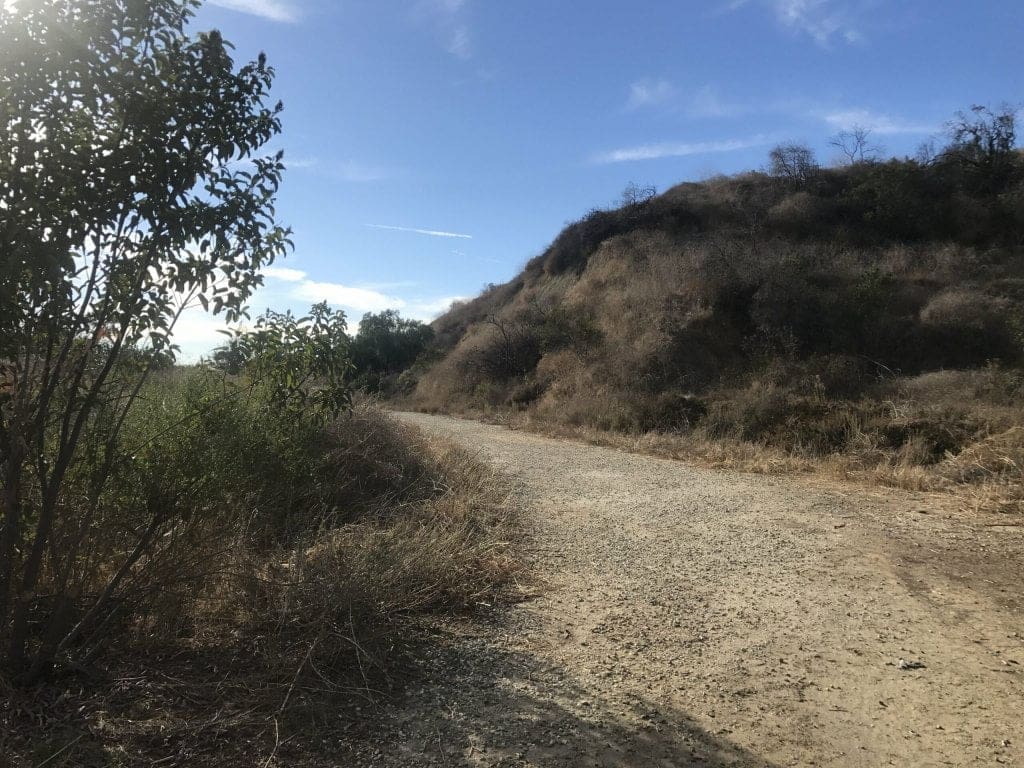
174, 0, 1023, 358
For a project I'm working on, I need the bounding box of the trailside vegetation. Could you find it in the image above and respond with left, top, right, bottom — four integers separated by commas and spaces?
1, 3, 515, 763
0, 0, 290, 681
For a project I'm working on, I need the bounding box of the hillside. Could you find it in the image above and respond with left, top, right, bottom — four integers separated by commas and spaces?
408, 110, 1024, 510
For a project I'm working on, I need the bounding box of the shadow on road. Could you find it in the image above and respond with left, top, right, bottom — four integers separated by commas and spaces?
364, 617, 778, 768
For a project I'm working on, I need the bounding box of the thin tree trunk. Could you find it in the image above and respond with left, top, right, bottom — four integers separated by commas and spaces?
0, 445, 24, 630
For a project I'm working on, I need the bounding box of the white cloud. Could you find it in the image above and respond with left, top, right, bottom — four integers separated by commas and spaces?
171, 308, 237, 362
359, 280, 419, 291
365, 223, 472, 239
207, 0, 298, 23
406, 296, 468, 320
592, 136, 769, 164
170, 274, 465, 358
776, 0, 845, 44
291, 279, 465, 323
293, 280, 401, 313
626, 79, 676, 110
729, 0, 863, 46
262, 266, 307, 282
822, 108, 934, 135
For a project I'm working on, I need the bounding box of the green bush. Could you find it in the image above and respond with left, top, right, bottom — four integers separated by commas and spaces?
0, 0, 290, 681
351, 310, 434, 392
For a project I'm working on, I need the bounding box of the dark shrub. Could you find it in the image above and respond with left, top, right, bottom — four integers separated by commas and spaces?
508, 378, 547, 407
652, 304, 744, 391
465, 316, 543, 382
918, 290, 1021, 366
631, 392, 708, 432
877, 410, 984, 464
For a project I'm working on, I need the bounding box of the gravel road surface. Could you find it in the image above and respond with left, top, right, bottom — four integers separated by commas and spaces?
354, 413, 1023, 767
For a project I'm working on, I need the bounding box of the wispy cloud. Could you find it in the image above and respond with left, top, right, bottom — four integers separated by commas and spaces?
626, 79, 676, 110
592, 136, 769, 164
627, 81, 745, 118
207, 0, 299, 23
365, 223, 472, 240
419, 0, 474, 60
447, 26, 472, 59
284, 156, 318, 170
822, 108, 934, 135
336, 161, 390, 183
689, 85, 744, 118
729, 0, 863, 46
279, 156, 390, 182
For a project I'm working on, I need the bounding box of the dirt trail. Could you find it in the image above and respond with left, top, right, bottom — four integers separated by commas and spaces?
358, 413, 1023, 768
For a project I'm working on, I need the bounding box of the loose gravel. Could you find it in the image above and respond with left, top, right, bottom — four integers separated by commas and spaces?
350, 413, 1023, 768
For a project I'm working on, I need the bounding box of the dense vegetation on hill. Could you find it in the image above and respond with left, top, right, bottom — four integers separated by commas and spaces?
408, 106, 1024, 510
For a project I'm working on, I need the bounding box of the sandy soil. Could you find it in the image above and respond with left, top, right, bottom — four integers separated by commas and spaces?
354, 412, 1023, 767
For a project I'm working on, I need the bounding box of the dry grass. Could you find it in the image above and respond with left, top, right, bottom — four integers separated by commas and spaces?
421, 361, 1023, 515
0, 406, 521, 768
485, 410, 1021, 516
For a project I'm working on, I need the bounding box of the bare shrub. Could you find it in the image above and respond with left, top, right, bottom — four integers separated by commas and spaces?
464, 316, 543, 382
768, 142, 818, 185
830, 125, 884, 165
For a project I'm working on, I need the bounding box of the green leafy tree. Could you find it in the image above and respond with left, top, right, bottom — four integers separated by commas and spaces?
209, 335, 251, 375
0, 0, 289, 679
351, 310, 434, 389
233, 302, 353, 420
